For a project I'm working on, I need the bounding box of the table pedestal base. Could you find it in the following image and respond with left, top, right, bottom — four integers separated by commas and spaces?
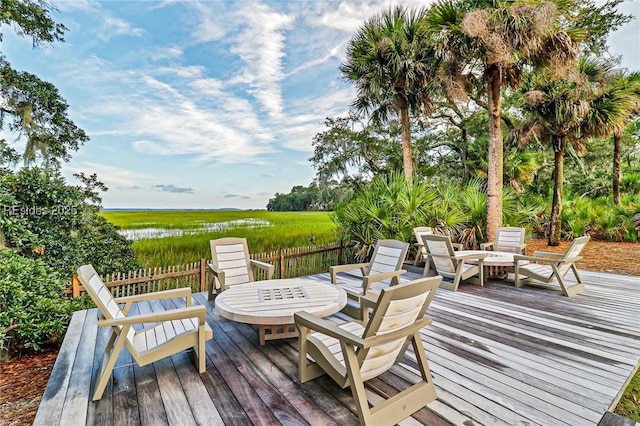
485, 265, 509, 280
259, 324, 297, 345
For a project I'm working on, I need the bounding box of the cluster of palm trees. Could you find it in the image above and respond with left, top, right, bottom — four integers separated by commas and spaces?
340, 0, 639, 246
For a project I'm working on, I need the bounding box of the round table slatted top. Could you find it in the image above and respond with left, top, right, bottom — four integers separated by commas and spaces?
214, 278, 347, 325
455, 250, 528, 266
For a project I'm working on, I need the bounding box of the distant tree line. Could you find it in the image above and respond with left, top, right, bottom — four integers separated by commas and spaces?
266, 182, 352, 211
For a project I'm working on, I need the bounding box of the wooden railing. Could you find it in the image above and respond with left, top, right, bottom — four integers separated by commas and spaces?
68, 242, 352, 297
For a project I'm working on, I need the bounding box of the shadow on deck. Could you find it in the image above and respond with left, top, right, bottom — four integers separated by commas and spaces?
34, 268, 640, 426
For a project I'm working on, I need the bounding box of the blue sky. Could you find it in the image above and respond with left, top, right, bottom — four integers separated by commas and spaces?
3, 0, 639, 210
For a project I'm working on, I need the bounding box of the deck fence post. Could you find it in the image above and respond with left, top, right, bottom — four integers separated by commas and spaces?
199, 258, 206, 292
338, 240, 343, 265
279, 247, 285, 279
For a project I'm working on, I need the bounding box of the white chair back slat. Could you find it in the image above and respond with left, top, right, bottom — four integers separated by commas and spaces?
366, 240, 407, 284
80, 266, 137, 347
425, 239, 456, 274
225, 274, 251, 286
360, 291, 430, 379
211, 238, 254, 287
215, 243, 246, 254
495, 227, 525, 253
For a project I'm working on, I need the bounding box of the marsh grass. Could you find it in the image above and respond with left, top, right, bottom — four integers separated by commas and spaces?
615, 368, 640, 422
100, 210, 338, 267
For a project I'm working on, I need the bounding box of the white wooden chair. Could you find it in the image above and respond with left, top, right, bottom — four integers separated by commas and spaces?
77, 264, 213, 401
480, 226, 527, 254
208, 237, 275, 300
412, 226, 434, 266
330, 239, 409, 321
414, 227, 463, 273
295, 276, 442, 426
514, 236, 590, 297
421, 234, 485, 291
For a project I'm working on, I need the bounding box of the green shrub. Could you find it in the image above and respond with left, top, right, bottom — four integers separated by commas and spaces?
0, 167, 139, 276
0, 250, 90, 356
333, 173, 542, 256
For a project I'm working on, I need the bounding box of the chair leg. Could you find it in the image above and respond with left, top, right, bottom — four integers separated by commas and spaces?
553, 265, 585, 297
207, 276, 215, 301
422, 256, 432, 277
196, 325, 207, 373
297, 327, 324, 383
451, 266, 463, 292
93, 330, 128, 401
342, 345, 371, 426
571, 264, 584, 284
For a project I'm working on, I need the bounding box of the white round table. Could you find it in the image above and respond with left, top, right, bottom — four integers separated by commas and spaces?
456, 250, 528, 281
215, 278, 347, 345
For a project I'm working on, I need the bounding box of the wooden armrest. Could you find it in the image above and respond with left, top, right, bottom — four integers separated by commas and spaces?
294, 311, 364, 347
362, 269, 406, 286
429, 253, 456, 260
455, 253, 486, 260
514, 254, 577, 264
330, 262, 369, 283
532, 251, 565, 258
207, 262, 222, 274
359, 292, 380, 310
330, 263, 369, 274
207, 263, 225, 290
98, 305, 207, 327
115, 287, 191, 304
250, 259, 275, 279
115, 287, 192, 313
480, 242, 495, 251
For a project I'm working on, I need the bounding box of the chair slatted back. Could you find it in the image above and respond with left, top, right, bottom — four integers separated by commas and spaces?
421, 235, 456, 275
210, 237, 253, 287
557, 236, 590, 275
77, 265, 137, 349
366, 239, 409, 284
413, 227, 433, 257
358, 277, 440, 382
495, 227, 526, 253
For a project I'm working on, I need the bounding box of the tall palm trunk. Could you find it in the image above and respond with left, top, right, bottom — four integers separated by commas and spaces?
399, 103, 413, 179
549, 136, 564, 246
612, 128, 622, 206
486, 64, 503, 242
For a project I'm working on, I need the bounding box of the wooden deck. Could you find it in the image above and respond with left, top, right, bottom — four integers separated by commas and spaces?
34, 268, 640, 426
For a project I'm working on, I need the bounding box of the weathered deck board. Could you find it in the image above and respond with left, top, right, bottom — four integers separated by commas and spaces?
34, 268, 640, 426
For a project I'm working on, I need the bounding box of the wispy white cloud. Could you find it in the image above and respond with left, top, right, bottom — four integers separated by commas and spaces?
101, 16, 145, 39
188, 1, 227, 43
71, 162, 156, 189
228, 3, 295, 118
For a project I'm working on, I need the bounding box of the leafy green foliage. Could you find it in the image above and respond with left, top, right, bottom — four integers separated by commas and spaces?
267, 182, 351, 211
0, 167, 138, 275
560, 194, 639, 242
0, 0, 67, 46
332, 173, 542, 259
0, 250, 90, 355
0, 58, 89, 165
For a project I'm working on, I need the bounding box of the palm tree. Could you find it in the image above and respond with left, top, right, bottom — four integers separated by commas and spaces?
519, 56, 631, 245
591, 71, 640, 205
424, 0, 581, 242
340, 6, 436, 179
